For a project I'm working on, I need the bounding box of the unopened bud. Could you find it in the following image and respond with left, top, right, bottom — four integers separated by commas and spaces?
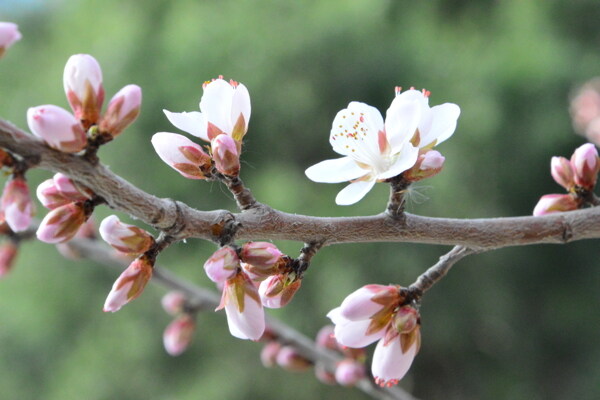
1, 176, 34, 232
533, 194, 579, 216
393, 306, 419, 334
258, 273, 302, 309
103, 255, 153, 312
36, 202, 87, 243
152, 132, 212, 179
204, 246, 240, 283
335, 359, 366, 387
99, 84, 142, 138
404, 150, 445, 182
240, 242, 283, 269
315, 325, 338, 350
260, 341, 282, 368
275, 346, 311, 372
55, 217, 96, 260
161, 291, 187, 315
63, 54, 104, 127
211, 134, 240, 176
163, 314, 195, 356
27, 105, 87, 153
53, 173, 92, 201
99, 215, 155, 255
571, 143, 600, 190
0, 241, 18, 278
0, 22, 21, 59
550, 156, 575, 191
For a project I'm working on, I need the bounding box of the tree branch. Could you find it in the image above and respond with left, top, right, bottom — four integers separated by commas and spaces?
0, 118, 597, 251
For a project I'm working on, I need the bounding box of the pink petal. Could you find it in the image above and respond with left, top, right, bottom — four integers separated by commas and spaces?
372, 337, 418, 386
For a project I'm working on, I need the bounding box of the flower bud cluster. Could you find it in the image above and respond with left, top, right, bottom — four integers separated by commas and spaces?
28, 54, 141, 153
36, 173, 95, 243
153, 76, 250, 179
327, 284, 421, 387
534, 143, 600, 216
160, 291, 196, 356
204, 241, 299, 341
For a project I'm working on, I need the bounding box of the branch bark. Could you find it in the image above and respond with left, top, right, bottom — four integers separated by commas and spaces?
0, 118, 598, 250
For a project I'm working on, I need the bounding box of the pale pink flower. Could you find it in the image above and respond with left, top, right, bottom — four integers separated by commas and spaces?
63, 54, 104, 126
211, 134, 240, 176
1, 176, 34, 232
0, 22, 21, 59
99, 84, 142, 138
36, 202, 87, 243
305, 100, 420, 205
163, 77, 251, 143
103, 255, 153, 312
99, 215, 155, 255
161, 291, 186, 315
328, 285, 420, 387
203, 246, 240, 283
258, 273, 301, 309
27, 105, 87, 153
151, 132, 212, 179
533, 194, 579, 216
217, 271, 265, 340
0, 241, 18, 278
571, 143, 600, 190
335, 359, 366, 386
393, 88, 460, 149
163, 314, 196, 356
550, 156, 575, 191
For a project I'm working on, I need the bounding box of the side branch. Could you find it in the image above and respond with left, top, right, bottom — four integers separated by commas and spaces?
1, 119, 599, 249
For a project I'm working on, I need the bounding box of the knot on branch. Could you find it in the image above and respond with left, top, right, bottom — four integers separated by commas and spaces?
210, 211, 240, 246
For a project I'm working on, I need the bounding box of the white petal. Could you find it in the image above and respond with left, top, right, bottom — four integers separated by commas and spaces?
230, 83, 251, 131
335, 180, 376, 205
376, 144, 419, 180
305, 157, 367, 183
200, 79, 234, 134
339, 287, 384, 321
163, 110, 208, 141
224, 294, 265, 341
385, 99, 421, 152
372, 337, 418, 384
395, 89, 429, 107
421, 103, 460, 147
348, 101, 384, 132
329, 102, 383, 163
333, 318, 385, 348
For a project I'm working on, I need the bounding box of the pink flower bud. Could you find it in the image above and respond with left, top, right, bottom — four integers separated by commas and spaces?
0, 22, 21, 59
36, 179, 70, 210
99, 84, 142, 137
533, 194, 579, 216
27, 105, 87, 153
103, 255, 153, 312
570, 83, 600, 143
53, 173, 92, 202
258, 273, 302, 309
315, 325, 338, 350
99, 215, 155, 255
0, 241, 18, 278
1, 176, 34, 232
240, 242, 283, 269
275, 346, 311, 372
335, 359, 366, 386
260, 341, 282, 368
404, 150, 445, 182
339, 284, 399, 321
163, 314, 196, 356
550, 156, 575, 190
63, 54, 104, 127
36, 202, 87, 243
151, 132, 212, 179
571, 143, 600, 189
161, 291, 186, 315
393, 306, 419, 334
315, 363, 337, 385
55, 217, 96, 260
204, 246, 239, 283
211, 134, 240, 176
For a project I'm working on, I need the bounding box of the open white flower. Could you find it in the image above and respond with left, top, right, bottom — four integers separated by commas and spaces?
163, 77, 251, 143
394, 88, 460, 149
305, 100, 421, 205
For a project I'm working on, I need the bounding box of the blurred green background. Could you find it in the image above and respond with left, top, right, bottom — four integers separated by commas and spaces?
1, 0, 600, 399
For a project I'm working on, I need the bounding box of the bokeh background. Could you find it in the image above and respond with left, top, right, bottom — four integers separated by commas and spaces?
1, 0, 600, 399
